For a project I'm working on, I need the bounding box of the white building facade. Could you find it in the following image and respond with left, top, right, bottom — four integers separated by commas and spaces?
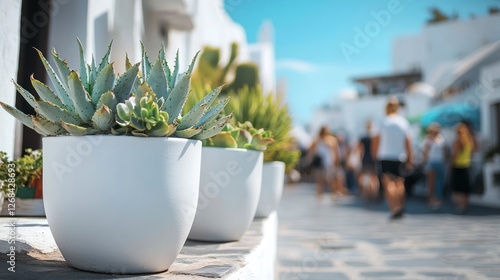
0, 0, 22, 159
0, 0, 275, 158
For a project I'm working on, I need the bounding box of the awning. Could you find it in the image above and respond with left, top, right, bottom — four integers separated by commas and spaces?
421, 103, 480, 130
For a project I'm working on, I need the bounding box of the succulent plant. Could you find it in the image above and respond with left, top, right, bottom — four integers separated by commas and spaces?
224, 85, 301, 173
0, 149, 43, 193
203, 122, 274, 151
0, 40, 231, 139
129, 44, 232, 139
0, 39, 138, 136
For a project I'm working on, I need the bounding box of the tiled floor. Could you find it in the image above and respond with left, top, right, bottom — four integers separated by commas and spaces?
276, 183, 500, 280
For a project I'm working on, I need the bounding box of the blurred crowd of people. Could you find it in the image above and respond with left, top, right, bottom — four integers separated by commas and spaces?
305, 97, 477, 219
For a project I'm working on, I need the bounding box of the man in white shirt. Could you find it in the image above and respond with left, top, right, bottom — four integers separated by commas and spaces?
372, 98, 413, 219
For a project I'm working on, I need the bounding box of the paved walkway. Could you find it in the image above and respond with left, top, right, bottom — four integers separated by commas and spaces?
276, 183, 500, 280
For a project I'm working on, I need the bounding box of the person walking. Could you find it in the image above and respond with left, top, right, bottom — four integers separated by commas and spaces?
307, 126, 341, 200
450, 123, 475, 213
372, 98, 414, 219
356, 121, 379, 202
422, 123, 448, 209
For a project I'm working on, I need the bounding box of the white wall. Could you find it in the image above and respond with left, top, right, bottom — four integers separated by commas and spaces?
480, 62, 500, 145
392, 33, 424, 72
0, 0, 22, 158
48, 0, 90, 70
248, 21, 276, 96
393, 14, 500, 82
165, 0, 249, 72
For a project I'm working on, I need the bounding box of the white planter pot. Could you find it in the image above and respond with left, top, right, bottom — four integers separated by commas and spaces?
188, 147, 263, 242
255, 161, 285, 218
43, 136, 201, 274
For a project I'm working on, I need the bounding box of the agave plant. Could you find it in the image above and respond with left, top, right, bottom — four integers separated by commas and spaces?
122, 43, 232, 138
204, 122, 274, 151
0, 40, 231, 139
224, 86, 301, 173
0, 39, 138, 136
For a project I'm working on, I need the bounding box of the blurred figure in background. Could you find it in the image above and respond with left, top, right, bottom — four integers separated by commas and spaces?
422, 123, 448, 209
307, 126, 340, 200
335, 134, 351, 196
372, 98, 414, 219
356, 121, 379, 202
450, 123, 475, 213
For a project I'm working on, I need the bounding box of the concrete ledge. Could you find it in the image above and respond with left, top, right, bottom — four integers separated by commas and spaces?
0, 212, 277, 279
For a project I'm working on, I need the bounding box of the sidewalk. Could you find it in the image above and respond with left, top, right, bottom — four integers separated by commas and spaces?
276, 183, 500, 280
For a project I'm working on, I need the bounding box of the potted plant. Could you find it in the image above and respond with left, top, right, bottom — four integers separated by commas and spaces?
0, 41, 230, 274
188, 122, 273, 242
0, 149, 43, 200
224, 86, 300, 218
0, 151, 10, 212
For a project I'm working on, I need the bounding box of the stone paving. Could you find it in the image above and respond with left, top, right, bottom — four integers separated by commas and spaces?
276, 183, 500, 280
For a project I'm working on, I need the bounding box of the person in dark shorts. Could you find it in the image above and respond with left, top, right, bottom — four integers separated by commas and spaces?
450, 123, 474, 213
356, 121, 379, 202
372, 98, 413, 219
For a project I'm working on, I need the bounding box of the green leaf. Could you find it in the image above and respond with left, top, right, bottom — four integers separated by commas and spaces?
61, 120, 99, 136
77, 38, 88, 87
159, 42, 171, 82
0, 102, 35, 129
35, 48, 74, 112
196, 97, 230, 127
174, 127, 203, 138
177, 102, 207, 130
50, 49, 71, 89
162, 73, 190, 123
187, 51, 200, 74
191, 85, 223, 113
141, 42, 152, 82
125, 53, 133, 70
67, 71, 94, 123
148, 122, 174, 137
96, 91, 117, 114
116, 103, 131, 123
135, 83, 153, 101
97, 40, 113, 72
130, 115, 145, 130
92, 63, 115, 105
194, 113, 232, 140
13, 81, 37, 109
36, 100, 82, 125
92, 105, 114, 131
147, 59, 168, 100
211, 132, 238, 148
30, 76, 65, 108
32, 116, 65, 136
169, 49, 179, 89
114, 63, 139, 103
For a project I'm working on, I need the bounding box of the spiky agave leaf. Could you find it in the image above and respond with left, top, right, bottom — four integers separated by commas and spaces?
30, 75, 65, 108
67, 71, 94, 123
0, 102, 35, 129
91, 62, 115, 105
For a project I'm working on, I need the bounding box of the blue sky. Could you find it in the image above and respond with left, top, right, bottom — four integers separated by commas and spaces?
224, 0, 500, 125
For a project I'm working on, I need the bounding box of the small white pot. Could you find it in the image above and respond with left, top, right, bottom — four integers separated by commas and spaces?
255, 161, 285, 218
188, 147, 263, 242
43, 136, 201, 274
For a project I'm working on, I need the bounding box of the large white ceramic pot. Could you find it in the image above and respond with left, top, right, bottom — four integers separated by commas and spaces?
188, 147, 263, 242
43, 136, 201, 274
255, 161, 285, 218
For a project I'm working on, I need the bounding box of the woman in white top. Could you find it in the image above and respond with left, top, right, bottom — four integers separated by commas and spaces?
307, 126, 340, 199
422, 123, 448, 209
372, 98, 413, 219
